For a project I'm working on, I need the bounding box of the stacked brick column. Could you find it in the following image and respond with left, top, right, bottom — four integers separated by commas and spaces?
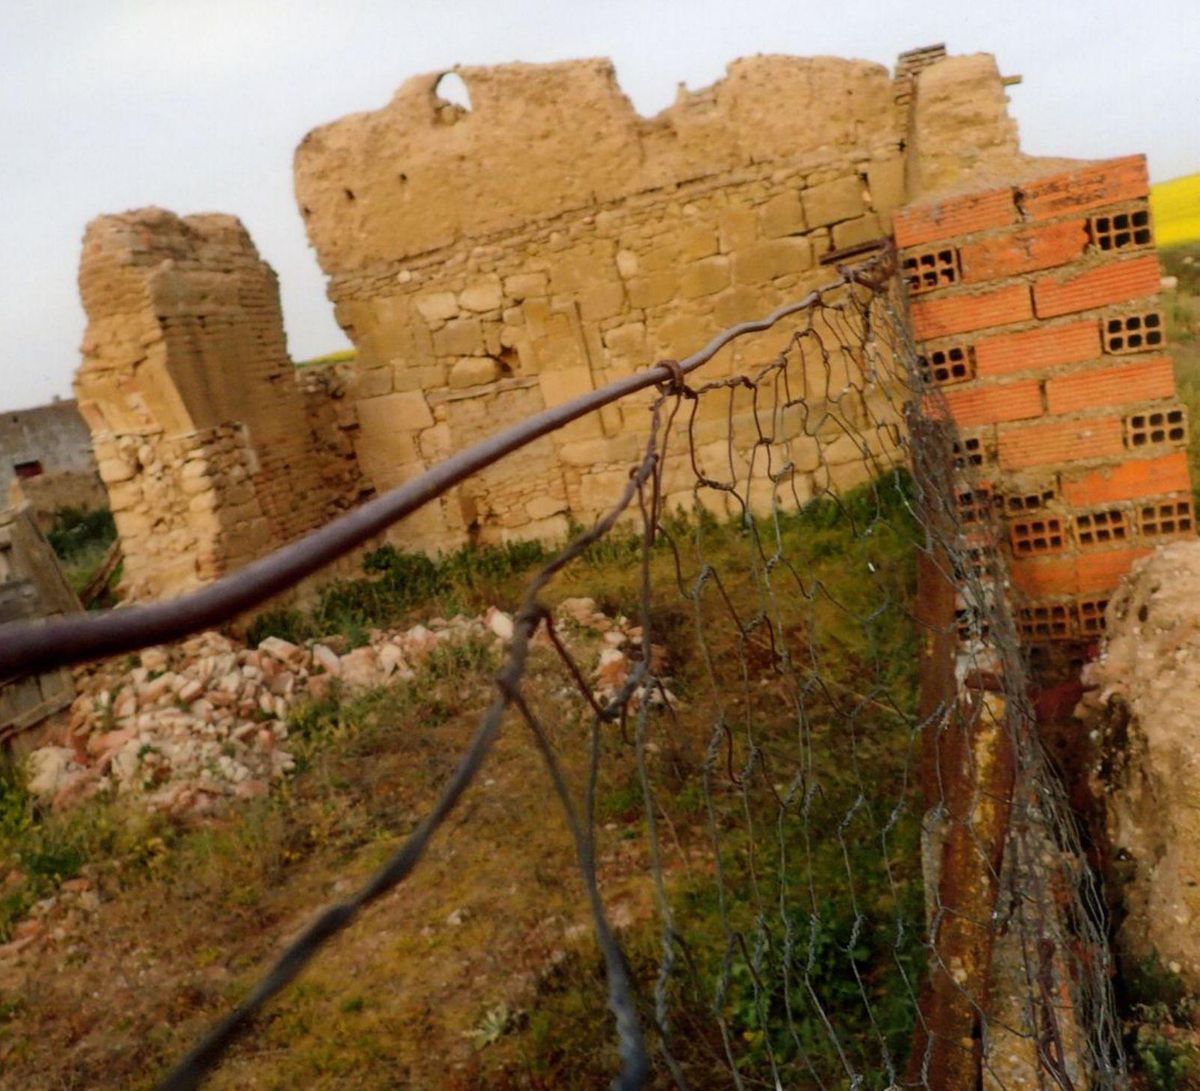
895, 155, 1192, 660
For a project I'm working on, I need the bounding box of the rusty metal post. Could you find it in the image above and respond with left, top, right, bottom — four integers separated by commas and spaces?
907, 408, 1016, 1089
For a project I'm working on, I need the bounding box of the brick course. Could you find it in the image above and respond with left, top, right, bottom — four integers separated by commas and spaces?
997, 415, 1125, 470
1061, 453, 1191, 506
1044, 357, 1175, 415
1033, 255, 1161, 318
974, 320, 1101, 378
1019, 155, 1149, 221
910, 283, 1033, 339
958, 220, 1088, 284
935, 381, 1043, 427
892, 187, 1017, 248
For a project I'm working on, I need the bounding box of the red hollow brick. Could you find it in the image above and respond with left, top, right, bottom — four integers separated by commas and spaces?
958, 219, 1088, 284
933, 380, 1044, 427
1019, 156, 1149, 222
910, 283, 1033, 340
997, 415, 1125, 470
974, 320, 1101, 378
1060, 451, 1191, 506
1033, 255, 1161, 319
1009, 547, 1153, 597
893, 187, 1017, 249
1044, 356, 1176, 415
1075, 548, 1153, 594
1010, 555, 1077, 597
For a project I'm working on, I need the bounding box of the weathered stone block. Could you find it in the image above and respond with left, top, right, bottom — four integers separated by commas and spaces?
680, 257, 731, 298
832, 213, 884, 250
356, 390, 434, 434
414, 291, 459, 325
432, 317, 484, 357
759, 191, 807, 238
719, 207, 757, 252
459, 277, 503, 313
352, 367, 393, 398
504, 272, 548, 300
539, 366, 594, 407
579, 281, 626, 322
803, 175, 864, 227
732, 238, 813, 284
627, 272, 678, 309
448, 356, 502, 388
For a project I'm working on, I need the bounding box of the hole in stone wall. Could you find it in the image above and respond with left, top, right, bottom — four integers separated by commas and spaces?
496, 347, 518, 375
432, 71, 468, 111
13, 460, 43, 480
344, 188, 356, 202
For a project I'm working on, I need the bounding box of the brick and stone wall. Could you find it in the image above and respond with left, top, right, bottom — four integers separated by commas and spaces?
73, 47, 1191, 607
0, 400, 106, 523
896, 155, 1187, 655
74, 210, 365, 600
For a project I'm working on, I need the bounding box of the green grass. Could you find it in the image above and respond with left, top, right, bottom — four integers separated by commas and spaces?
2, 472, 925, 1089
45, 505, 119, 604
1164, 246, 1200, 508
296, 349, 357, 369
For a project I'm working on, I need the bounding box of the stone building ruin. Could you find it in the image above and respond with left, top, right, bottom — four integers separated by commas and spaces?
75, 210, 365, 600
73, 46, 1188, 635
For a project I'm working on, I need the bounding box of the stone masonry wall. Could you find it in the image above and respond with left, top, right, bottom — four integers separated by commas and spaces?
77, 48, 1172, 601
74, 210, 364, 600
294, 55, 930, 548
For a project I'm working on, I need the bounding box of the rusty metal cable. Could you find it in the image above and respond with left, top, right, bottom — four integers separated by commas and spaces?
0, 256, 889, 681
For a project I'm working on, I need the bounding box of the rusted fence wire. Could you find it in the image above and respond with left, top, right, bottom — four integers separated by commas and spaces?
0, 251, 1125, 1089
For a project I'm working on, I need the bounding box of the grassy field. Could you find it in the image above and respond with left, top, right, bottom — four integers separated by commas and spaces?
0, 476, 926, 1089
1163, 243, 1200, 508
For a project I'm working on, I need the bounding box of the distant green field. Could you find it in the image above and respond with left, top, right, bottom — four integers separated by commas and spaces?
296, 347, 356, 368
1152, 173, 1200, 246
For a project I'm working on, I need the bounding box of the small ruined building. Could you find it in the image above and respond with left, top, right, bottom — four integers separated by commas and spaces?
0, 507, 81, 741
0, 398, 105, 527
73, 45, 1187, 652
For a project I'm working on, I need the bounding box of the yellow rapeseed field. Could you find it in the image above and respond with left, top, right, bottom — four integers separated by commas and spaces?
1152, 172, 1200, 246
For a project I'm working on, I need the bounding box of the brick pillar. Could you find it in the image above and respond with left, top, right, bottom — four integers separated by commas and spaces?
896, 155, 1191, 667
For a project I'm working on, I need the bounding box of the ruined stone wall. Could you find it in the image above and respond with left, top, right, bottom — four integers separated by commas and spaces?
295, 56, 915, 548
74, 210, 364, 599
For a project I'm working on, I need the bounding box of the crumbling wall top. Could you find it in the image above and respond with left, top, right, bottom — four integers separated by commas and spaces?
294, 55, 896, 272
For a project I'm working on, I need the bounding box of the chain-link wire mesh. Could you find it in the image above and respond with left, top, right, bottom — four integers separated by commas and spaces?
0, 255, 1125, 1090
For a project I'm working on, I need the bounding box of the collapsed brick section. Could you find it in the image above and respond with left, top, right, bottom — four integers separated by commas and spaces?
897, 154, 1193, 651
74, 210, 365, 600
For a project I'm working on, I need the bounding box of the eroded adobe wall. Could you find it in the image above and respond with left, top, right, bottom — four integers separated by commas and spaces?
75, 210, 364, 599
295, 56, 918, 548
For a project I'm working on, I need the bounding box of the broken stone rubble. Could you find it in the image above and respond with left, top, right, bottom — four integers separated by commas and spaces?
25, 598, 678, 819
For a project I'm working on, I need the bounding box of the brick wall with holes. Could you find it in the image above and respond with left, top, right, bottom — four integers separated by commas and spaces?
896, 154, 1194, 655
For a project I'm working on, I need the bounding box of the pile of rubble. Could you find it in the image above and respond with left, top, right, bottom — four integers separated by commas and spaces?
24, 598, 673, 818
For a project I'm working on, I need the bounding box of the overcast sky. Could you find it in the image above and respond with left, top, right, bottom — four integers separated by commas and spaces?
1, 0, 1197, 411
